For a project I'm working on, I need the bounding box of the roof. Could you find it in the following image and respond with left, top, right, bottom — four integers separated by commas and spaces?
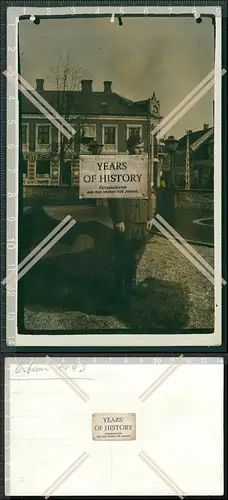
176, 127, 213, 152
21, 90, 161, 117
190, 127, 213, 151
174, 127, 214, 167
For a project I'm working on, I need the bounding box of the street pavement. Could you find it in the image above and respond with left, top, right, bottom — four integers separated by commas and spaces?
175, 208, 213, 245
24, 204, 214, 245
21, 204, 214, 333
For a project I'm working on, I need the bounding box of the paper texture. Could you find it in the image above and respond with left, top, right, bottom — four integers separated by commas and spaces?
6, 358, 224, 496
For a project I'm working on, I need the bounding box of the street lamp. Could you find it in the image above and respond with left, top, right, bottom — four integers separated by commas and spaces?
164, 135, 179, 186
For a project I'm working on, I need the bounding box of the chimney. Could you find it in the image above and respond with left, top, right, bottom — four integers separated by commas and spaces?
187, 130, 193, 134
36, 79, 44, 91
103, 81, 112, 93
203, 124, 209, 130
81, 80, 93, 92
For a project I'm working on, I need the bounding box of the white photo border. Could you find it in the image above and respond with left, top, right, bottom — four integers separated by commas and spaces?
6, 5, 222, 347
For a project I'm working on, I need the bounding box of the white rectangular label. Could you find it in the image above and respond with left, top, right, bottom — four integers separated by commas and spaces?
92, 412, 136, 441
79, 154, 148, 198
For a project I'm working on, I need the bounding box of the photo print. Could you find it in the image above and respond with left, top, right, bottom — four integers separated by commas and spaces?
4, 4, 225, 347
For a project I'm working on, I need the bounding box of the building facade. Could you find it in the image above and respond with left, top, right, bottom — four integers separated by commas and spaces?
21, 79, 162, 188
157, 125, 214, 189
174, 125, 214, 188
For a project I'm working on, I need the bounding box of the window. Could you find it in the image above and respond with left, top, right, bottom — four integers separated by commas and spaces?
104, 127, 115, 144
37, 125, 51, 145
21, 159, 28, 177
208, 144, 214, 159
193, 176, 198, 187
102, 125, 118, 151
81, 125, 96, 139
202, 174, 209, 186
22, 124, 29, 151
176, 174, 185, 186
36, 159, 50, 177
22, 125, 28, 144
127, 126, 142, 139
193, 169, 199, 182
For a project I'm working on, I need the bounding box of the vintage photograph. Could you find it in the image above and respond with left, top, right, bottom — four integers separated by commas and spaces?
18, 14, 217, 335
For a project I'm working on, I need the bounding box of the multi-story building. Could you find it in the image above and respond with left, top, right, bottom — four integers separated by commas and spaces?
174, 125, 214, 188
21, 79, 162, 189
157, 125, 214, 188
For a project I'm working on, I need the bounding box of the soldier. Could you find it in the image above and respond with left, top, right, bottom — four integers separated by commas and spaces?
108, 134, 155, 303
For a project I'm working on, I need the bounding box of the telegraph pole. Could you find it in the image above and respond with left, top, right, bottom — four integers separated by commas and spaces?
185, 130, 191, 190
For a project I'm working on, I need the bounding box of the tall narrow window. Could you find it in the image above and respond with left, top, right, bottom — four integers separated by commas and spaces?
22, 124, 29, 151
102, 125, 118, 151
37, 126, 50, 145
127, 126, 142, 138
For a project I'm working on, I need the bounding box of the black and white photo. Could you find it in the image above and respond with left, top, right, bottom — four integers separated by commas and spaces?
4, 5, 224, 346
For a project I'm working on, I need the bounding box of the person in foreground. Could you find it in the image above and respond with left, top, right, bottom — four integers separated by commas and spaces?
108, 134, 155, 304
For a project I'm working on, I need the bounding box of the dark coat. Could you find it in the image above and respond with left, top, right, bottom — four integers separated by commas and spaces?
108, 190, 156, 224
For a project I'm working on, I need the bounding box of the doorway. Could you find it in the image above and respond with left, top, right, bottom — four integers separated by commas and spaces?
62, 160, 72, 186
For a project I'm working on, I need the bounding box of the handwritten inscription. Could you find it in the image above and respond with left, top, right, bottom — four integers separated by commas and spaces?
14, 361, 86, 375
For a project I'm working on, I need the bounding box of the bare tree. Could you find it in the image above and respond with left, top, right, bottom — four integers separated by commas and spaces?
49, 52, 90, 184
